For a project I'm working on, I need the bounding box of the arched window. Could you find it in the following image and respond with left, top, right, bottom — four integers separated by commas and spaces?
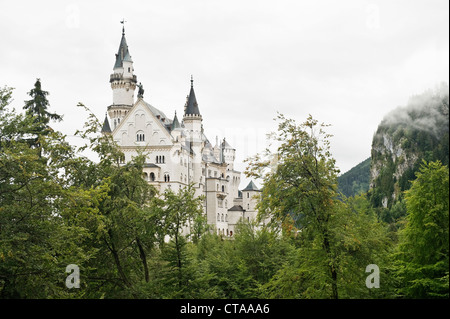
217, 213, 220, 221
150, 172, 155, 181
222, 185, 225, 192
221, 214, 224, 222
136, 132, 145, 142
162, 156, 165, 163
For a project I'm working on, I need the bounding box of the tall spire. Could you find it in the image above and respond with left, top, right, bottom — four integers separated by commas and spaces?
120, 18, 126, 35
114, 19, 132, 69
184, 76, 201, 116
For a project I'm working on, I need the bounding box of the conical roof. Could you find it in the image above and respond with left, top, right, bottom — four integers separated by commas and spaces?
171, 112, 181, 130
114, 31, 132, 69
101, 114, 112, 133
184, 77, 201, 116
242, 180, 260, 192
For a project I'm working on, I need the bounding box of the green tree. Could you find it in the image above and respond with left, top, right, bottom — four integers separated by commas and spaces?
0, 86, 101, 298
394, 160, 449, 298
158, 185, 205, 297
23, 78, 62, 126
246, 114, 341, 298
246, 114, 392, 299
22, 79, 62, 156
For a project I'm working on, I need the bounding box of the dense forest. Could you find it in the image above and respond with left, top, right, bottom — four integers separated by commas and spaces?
0, 81, 448, 299
337, 157, 371, 198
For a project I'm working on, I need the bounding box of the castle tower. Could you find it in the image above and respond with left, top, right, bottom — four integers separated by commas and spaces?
183, 76, 203, 188
108, 23, 137, 130
221, 138, 236, 170
242, 181, 261, 216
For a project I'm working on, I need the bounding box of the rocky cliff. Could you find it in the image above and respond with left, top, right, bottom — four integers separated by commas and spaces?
369, 83, 449, 208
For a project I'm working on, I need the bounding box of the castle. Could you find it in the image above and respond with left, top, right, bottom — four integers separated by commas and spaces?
101, 25, 262, 237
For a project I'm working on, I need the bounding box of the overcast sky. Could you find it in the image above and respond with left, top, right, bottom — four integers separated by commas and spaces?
1, 0, 448, 188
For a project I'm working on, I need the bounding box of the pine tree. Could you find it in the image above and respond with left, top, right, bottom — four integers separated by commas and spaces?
23, 79, 62, 155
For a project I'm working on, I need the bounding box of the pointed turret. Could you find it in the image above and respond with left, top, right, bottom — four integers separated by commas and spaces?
184, 76, 201, 117
171, 111, 181, 130
114, 30, 133, 69
108, 21, 137, 130
101, 114, 112, 134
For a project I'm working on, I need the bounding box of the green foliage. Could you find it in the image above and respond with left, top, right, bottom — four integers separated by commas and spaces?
394, 161, 449, 298
245, 114, 393, 299
1, 83, 447, 300
338, 157, 371, 198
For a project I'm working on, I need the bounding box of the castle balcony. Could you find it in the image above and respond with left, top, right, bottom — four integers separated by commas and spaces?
110, 73, 137, 83
216, 191, 227, 199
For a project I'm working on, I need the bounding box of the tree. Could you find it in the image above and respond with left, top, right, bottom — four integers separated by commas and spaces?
158, 185, 205, 297
394, 160, 449, 298
0, 86, 100, 298
23, 78, 62, 126
22, 79, 62, 157
245, 114, 392, 299
246, 114, 341, 298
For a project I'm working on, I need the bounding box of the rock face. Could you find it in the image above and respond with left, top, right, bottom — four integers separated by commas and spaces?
369, 84, 449, 208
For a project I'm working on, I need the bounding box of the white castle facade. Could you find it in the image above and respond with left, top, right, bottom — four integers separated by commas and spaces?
101, 26, 262, 237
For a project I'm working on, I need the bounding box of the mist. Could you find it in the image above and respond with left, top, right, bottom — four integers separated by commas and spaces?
380, 82, 449, 138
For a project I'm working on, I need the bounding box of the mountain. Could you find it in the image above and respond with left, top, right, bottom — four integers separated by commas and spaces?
338, 157, 371, 198
368, 83, 449, 209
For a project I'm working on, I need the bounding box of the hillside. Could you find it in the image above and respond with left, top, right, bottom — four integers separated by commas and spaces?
369, 83, 449, 209
338, 157, 371, 197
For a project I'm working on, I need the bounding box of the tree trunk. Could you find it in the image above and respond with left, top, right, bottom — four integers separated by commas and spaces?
323, 233, 338, 299
136, 237, 149, 283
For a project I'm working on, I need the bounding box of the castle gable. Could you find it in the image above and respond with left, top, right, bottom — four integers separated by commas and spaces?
112, 99, 173, 147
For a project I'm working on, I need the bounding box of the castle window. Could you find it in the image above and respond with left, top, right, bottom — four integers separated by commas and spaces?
222, 185, 225, 192
247, 193, 249, 198
136, 132, 145, 142
164, 174, 170, 182
217, 213, 220, 221
150, 172, 155, 182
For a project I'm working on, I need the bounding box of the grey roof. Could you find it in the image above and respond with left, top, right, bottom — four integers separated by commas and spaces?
101, 114, 112, 133
143, 163, 160, 168
171, 112, 181, 130
222, 138, 234, 150
114, 32, 132, 69
140, 100, 173, 132
202, 141, 220, 163
184, 79, 201, 116
228, 205, 244, 212
242, 180, 260, 192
